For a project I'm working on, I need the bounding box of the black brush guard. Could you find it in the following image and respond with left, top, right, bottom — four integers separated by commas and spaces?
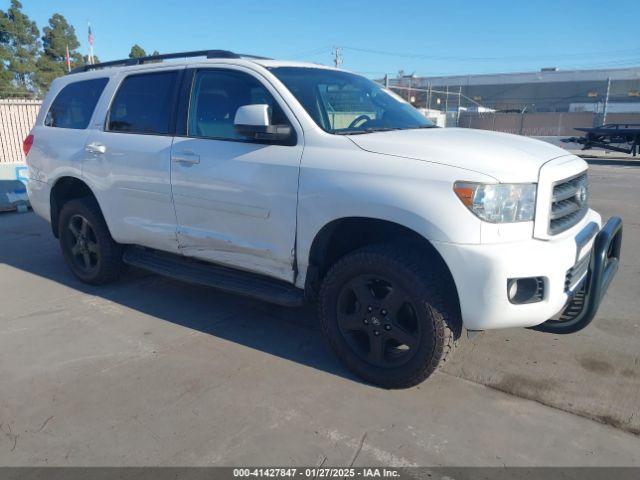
533, 216, 623, 334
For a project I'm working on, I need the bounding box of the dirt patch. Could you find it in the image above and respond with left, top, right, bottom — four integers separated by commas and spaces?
579, 356, 615, 375
485, 373, 640, 437
490, 373, 559, 400
621, 368, 638, 378
595, 414, 640, 436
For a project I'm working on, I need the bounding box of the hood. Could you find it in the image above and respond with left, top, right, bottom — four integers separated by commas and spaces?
347, 127, 571, 182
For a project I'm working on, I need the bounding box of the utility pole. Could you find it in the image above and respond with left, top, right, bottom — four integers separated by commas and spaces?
332, 47, 343, 68
457, 85, 462, 125
602, 77, 611, 125
445, 85, 449, 113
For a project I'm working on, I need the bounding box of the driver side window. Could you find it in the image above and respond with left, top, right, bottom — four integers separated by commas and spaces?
188, 69, 290, 141
318, 83, 380, 130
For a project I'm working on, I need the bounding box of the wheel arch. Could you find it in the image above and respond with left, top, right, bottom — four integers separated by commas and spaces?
50, 176, 102, 238
305, 216, 462, 335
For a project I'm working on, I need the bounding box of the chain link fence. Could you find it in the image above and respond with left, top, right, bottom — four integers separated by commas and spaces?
457, 111, 640, 136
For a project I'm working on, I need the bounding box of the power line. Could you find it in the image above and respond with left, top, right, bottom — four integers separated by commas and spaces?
285, 44, 639, 80
341, 45, 640, 63
286, 46, 331, 60
378, 59, 640, 79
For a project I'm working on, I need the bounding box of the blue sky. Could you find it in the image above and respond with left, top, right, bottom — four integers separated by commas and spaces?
6, 0, 640, 78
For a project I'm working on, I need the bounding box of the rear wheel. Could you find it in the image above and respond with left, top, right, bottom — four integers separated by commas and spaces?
319, 244, 458, 388
58, 197, 123, 284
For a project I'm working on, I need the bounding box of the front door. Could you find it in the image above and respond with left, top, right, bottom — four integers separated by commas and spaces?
170, 67, 303, 282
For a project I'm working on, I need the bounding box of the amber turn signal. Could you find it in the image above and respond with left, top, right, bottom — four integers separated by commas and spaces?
453, 185, 475, 207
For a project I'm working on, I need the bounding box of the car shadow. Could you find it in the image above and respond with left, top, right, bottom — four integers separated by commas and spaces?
0, 211, 361, 384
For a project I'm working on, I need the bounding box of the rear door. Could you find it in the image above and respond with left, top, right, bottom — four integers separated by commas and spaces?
170, 66, 304, 282
83, 68, 183, 253
29, 76, 109, 188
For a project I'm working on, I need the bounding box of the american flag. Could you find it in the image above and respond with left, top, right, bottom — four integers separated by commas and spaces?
65, 45, 71, 72
87, 23, 95, 64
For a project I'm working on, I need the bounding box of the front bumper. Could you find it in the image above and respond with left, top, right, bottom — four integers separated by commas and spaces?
433, 210, 622, 331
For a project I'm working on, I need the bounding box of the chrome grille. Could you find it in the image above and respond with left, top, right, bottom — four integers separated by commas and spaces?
549, 172, 589, 235
565, 252, 591, 292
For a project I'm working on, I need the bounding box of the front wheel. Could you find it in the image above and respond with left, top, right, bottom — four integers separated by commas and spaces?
319, 244, 458, 389
58, 197, 123, 285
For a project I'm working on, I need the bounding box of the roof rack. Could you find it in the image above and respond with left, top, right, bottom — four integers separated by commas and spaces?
69, 49, 271, 74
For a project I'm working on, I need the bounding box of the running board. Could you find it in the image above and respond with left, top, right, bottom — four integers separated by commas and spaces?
122, 247, 304, 307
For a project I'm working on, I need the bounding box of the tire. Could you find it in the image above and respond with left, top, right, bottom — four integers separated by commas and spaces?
319, 243, 458, 389
58, 197, 123, 285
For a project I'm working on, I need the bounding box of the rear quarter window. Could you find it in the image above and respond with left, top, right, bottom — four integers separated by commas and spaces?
107, 71, 179, 135
44, 78, 109, 129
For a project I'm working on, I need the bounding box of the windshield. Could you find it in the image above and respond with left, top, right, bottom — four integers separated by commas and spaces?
269, 67, 435, 134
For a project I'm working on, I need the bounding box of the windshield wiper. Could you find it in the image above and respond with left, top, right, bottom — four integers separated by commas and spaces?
334, 127, 401, 135
334, 126, 413, 135
333, 129, 370, 135
408, 125, 439, 129
363, 127, 402, 133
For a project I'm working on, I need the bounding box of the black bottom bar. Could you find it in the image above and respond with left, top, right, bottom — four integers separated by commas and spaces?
532, 216, 623, 334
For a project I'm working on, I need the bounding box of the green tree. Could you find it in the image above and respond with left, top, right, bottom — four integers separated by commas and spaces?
34, 13, 83, 93
129, 44, 146, 58
0, 0, 40, 94
0, 31, 11, 95
146, 50, 161, 63
0, 62, 12, 97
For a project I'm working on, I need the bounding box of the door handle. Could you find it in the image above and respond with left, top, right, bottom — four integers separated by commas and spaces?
85, 142, 106, 154
171, 151, 200, 165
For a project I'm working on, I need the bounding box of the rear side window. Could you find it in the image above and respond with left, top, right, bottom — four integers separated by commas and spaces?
44, 78, 108, 129
108, 71, 179, 135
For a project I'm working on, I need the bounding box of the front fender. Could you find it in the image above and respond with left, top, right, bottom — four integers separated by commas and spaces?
296, 145, 492, 287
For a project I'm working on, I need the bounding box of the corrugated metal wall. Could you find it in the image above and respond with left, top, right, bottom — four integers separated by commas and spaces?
0, 99, 42, 163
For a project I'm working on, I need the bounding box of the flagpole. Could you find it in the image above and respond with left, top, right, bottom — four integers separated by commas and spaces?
88, 22, 95, 64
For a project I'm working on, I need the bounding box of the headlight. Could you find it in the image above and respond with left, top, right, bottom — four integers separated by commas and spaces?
453, 182, 537, 223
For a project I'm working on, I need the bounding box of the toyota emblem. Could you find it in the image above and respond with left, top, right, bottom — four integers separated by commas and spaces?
576, 185, 588, 204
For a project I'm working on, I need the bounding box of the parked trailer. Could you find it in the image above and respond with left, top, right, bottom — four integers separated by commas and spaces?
563, 123, 640, 156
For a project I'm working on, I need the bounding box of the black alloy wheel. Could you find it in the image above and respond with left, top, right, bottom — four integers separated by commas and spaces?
58, 197, 123, 285
64, 214, 100, 275
336, 274, 421, 368
319, 244, 459, 389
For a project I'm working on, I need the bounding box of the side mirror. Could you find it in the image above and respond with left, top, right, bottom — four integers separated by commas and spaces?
234, 104, 294, 144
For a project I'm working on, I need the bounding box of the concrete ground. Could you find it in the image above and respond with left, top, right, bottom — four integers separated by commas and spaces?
444, 165, 640, 434
0, 165, 638, 466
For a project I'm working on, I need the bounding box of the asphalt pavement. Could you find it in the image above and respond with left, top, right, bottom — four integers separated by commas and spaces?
0, 165, 638, 466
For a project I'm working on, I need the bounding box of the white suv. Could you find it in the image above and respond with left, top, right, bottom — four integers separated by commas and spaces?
25, 50, 623, 388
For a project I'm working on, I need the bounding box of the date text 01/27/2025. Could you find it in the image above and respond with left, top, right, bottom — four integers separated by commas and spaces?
232, 467, 401, 478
